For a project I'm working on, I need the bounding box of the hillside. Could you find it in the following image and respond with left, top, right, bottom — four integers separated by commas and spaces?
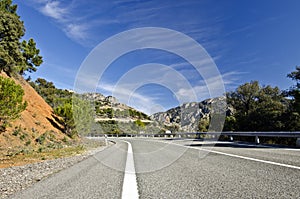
83, 93, 150, 122
81, 93, 157, 135
0, 73, 69, 167
151, 97, 232, 132
28, 79, 156, 135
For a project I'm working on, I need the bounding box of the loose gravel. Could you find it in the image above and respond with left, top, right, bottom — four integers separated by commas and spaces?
0, 145, 109, 199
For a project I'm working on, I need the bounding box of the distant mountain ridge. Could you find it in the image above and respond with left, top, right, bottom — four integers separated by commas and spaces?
81, 93, 160, 135
151, 97, 232, 132
82, 93, 150, 122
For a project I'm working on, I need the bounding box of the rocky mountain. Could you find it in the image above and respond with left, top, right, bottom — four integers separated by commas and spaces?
151, 97, 232, 132
82, 93, 150, 122
81, 93, 158, 135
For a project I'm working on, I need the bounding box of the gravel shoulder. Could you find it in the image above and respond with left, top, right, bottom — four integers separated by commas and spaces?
0, 140, 112, 199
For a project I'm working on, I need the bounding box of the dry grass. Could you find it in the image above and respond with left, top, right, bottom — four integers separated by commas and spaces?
0, 138, 104, 168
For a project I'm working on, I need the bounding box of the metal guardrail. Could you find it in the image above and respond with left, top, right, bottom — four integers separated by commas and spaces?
87, 132, 300, 147
183, 132, 300, 138
89, 132, 300, 138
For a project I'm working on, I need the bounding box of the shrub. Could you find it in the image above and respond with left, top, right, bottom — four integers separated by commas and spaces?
36, 133, 46, 145
0, 76, 27, 130
25, 140, 31, 146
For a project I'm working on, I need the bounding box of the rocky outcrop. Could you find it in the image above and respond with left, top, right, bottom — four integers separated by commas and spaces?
105, 96, 118, 104
82, 93, 106, 101
82, 93, 150, 121
151, 97, 232, 132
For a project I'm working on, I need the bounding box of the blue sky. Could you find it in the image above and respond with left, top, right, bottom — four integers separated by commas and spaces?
14, 0, 300, 114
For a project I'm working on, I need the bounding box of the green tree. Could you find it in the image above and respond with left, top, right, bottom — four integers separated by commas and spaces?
226, 81, 260, 130
251, 86, 286, 130
287, 66, 300, 112
19, 38, 43, 74
285, 66, 300, 130
0, 0, 42, 75
55, 101, 75, 137
55, 97, 94, 137
134, 119, 145, 128
223, 116, 236, 131
30, 78, 72, 108
0, 76, 27, 130
72, 96, 94, 136
226, 81, 287, 131
198, 118, 209, 132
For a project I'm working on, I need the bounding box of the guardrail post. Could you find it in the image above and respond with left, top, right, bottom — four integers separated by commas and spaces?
296, 138, 300, 147
104, 134, 108, 146
255, 136, 260, 144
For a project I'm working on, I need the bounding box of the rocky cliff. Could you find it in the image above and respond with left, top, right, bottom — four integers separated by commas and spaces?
151, 97, 232, 132
82, 93, 150, 121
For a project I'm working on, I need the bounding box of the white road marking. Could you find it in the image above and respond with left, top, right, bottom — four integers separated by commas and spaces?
166, 138, 300, 151
198, 147, 300, 170
154, 139, 300, 170
122, 141, 139, 199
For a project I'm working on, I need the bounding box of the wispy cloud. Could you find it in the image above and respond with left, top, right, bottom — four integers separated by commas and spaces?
27, 0, 93, 44
27, 0, 221, 49
40, 1, 67, 21
175, 70, 245, 102
65, 23, 88, 41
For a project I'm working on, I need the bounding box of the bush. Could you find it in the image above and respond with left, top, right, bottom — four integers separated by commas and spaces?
36, 133, 46, 145
0, 76, 27, 130
25, 140, 31, 146
55, 96, 93, 137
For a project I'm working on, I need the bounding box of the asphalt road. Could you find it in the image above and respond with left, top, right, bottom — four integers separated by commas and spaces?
11, 138, 300, 199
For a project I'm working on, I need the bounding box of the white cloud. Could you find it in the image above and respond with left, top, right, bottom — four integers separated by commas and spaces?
65, 24, 88, 41
40, 1, 67, 21
28, 0, 91, 43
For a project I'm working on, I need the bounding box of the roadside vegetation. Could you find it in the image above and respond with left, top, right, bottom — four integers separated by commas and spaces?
0, 76, 27, 131
0, 0, 104, 167
0, 0, 41, 131
223, 67, 300, 132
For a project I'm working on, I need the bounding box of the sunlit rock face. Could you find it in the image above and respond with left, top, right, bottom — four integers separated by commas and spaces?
151, 97, 231, 132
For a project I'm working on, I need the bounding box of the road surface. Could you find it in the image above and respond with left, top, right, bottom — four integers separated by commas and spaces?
11, 138, 300, 198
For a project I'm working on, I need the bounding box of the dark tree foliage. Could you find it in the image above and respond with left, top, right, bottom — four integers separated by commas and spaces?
0, 0, 43, 75
30, 78, 72, 109
55, 97, 94, 138
20, 39, 43, 74
285, 66, 300, 130
287, 66, 300, 112
226, 81, 287, 131
30, 78, 93, 137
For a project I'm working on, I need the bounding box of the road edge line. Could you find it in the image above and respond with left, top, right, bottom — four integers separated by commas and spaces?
155, 139, 300, 170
